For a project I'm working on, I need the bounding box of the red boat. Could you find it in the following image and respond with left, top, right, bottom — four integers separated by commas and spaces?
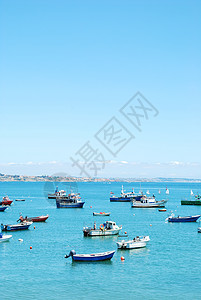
0, 196, 13, 206
18, 215, 49, 222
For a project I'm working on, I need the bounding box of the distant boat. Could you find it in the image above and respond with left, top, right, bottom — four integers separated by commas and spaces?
56, 192, 84, 208
93, 212, 110, 216
191, 190, 194, 196
181, 194, 201, 205
158, 208, 167, 212
0, 206, 8, 212
48, 187, 66, 199
18, 215, 49, 222
166, 214, 201, 223
65, 250, 115, 262
116, 236, 150, 250
146, 190, 150, 195
131, 196, 167, 208
83, 221, 122, 236
15, 199, 25, 202
110, 185, 142, 202
0, 233, 12, 243
1, 221, 33, 231
158, 189, 161, 194
166, 188, 169, 195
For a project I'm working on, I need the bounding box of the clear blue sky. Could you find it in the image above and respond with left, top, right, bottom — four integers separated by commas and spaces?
0, 0, 201, 178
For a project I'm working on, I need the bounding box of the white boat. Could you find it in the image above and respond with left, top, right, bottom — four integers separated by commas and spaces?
93, 212, 110, 216
83, 221, 122, 236
146, 190, 150, 195
131, 196, 167, 208
158, 189, 161, 194
166, 188, 169, 195
0, 233, 12, 242
191, 190, 194, 196
117, 236, 150, 249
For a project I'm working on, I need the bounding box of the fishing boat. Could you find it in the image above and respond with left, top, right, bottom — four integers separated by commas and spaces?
110, 185, 142, 202
0, 205, 8, 212
166, 214, 201, 223
65, 249, 115, 261
48, 187, 66, 199
83, 221, 122, 236
0, 196, 13, 206
1, 221, 33, 231
56, 192, 84, 208
116, 236, 150, 249
93, 212, 110, 216
18, 215, 49, 222
0, 233, 12, 243
131, 196, 167, 208
181, 194, 201, 205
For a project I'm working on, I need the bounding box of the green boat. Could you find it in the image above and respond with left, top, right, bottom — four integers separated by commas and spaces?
181, 194, 201, 205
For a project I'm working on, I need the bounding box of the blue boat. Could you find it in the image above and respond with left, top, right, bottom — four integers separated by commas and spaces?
65, 250, 115, 261
1, 221, 33, 231
0, 206, 8, 212
110, 185, 143, 202
167, 214, 201, 223
56, 192, 84, 208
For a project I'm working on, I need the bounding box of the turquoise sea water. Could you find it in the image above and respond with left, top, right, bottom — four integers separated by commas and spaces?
1, 181, 201, 300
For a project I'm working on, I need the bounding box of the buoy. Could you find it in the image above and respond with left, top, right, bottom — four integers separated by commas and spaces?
90, 206, 92, 208
30, 246, 32, 249
121, 256, 125, 261
18, 238, 23, 242
34, 226, 35, 229
150, 224, 152, 226
125, 231, 127, 234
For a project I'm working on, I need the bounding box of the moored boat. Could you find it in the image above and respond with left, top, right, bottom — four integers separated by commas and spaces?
181, 194, 201, 205
131, 196, 167, 208
15, 199, 25, 202
83, 221, 122, 236
117, 236, 150, 249
158, 208, 167, 212
48, 187, 66, 199
18, 215, 49, 222
93, 212, 110, 216
0, 233, 12, 243
166, 214, 201, 223
1, 221, 33, 231
0, 196, 13, 206
0, 205, 8, 212
65, 249, 115, 261
56, 192, 84, 208
110, 185, 142, 202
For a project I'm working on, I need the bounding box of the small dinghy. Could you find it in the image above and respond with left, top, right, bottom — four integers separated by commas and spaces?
65, 250, 115, 261
158, 208, 167, 212
0, 196, 13, 206
117, 236, 150, 249
0, 206, 8, 212
1, 221, 33, 231
0, 233, 12, 243
18, 215, 49, 222
93, 212, 110, 216
166, 214, 201, 223
15, 199, 25, 202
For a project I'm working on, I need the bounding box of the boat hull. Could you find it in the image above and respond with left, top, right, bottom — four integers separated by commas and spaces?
181, 200, 201, 205
72, 251, 115, 261
21, 215, 49, 222
168, 215, 201, 222
0, 206, 8, 211
83, 227, 122, 236
93, 212, 110, 216
56, 201, 85, 208
110, 195, 142, 202
131, 201, 166, 208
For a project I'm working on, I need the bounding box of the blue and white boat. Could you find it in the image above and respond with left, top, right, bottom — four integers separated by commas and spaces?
167, 214, 201, 223
0, 233, 12, 242
110, 185, 142, 202
131, 195, 167, 208
0, 205, 8, 212
65, 250, 115, 261
56, 192, 85, 208
1, 221, 33, 231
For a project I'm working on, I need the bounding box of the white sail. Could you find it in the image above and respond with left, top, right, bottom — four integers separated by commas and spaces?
191, 190, 194, 196
146, 190, 150, 195
158, 189, 161, 194
166, 188, 169, 195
